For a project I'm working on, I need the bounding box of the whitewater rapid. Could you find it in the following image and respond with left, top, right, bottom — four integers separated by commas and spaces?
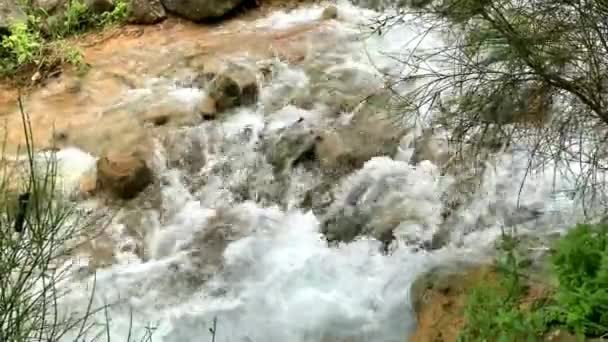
45, 2, 590, 341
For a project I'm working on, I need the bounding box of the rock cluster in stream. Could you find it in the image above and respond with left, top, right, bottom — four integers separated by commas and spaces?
80, 53, 546, 264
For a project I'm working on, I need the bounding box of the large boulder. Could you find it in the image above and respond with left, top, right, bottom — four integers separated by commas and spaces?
84, 0, 114, 14
160, 0, 245, 21
315, 115, 408, 176
96, 150, 153, 199
32, 0, 65, 14
0, 0, 26, 35
128, 0, 167, 24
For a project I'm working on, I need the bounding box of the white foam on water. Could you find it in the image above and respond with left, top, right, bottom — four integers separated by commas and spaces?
254, 4, 328, 30
26, 147, 97, 197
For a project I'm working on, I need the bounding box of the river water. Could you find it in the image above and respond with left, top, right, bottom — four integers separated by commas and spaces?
31, 1, 593, 341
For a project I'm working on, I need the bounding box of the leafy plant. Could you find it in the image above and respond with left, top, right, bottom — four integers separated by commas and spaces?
100, 0, 129, 27
0, 0, 128, 78
550, 224, 608, 336
458, 233, 549, 342
0, 22, 42, 72
458, 223, 608, 341
459, 282, 546, 342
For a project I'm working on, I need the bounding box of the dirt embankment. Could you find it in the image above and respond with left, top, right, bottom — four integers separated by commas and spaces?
408, 261, 604, 342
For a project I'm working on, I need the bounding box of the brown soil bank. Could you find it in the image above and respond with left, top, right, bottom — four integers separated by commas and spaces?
408, 263, 607, 342
408, 263, 496, 342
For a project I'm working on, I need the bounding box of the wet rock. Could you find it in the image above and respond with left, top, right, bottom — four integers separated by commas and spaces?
409, 129, 450, 168
136, 101, 201, 128
0, 0, 26, 35
197, 95, 217, 120
207, 73, 241, 112
301, 182, 335, 215
316, 116, 408, 176
321, 5, 338, 20
161, 0, 245, 21
194, 67, 258, 113
128, 0, 167, 24
84, 0, 114, 14
240, 81, 259, 106
314, 130, 361, 177
78, 173, 98, 198
96, 150, 153, 199
177, 208, 252, 285
161, 128, 206, 174
265, 125, 318, 174
319, 158, 443, 249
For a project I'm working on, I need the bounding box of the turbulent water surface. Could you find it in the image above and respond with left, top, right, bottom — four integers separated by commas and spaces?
36, 1, 594, 341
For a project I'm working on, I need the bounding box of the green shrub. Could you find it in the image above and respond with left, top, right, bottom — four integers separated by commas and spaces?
458, 234, 548, 342
52, 0, 129, 37
458, 223, 608, 341
0, 22, 42, 73
550, 223, 608, 336
0, 0, 128, 77
458, 282, 546, 342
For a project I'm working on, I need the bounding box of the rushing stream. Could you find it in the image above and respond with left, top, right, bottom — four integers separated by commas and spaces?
23, 1, 595, 341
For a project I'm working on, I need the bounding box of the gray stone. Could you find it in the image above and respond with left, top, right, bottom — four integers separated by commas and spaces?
128, 0, 166, 24
321, 5, 338, 20
84, 0, 114, 14
0, 0, 26, 35
32, 0, 65, 14
160, 0, 245, 21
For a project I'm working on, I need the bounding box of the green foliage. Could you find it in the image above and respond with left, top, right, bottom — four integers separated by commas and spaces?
100, 0, 129, 27
0, 22, 42, 73
48, 0, 129, 38
0, 0, 128, 77
458, 223, 608, 341
458, 234, 549, 342
550, 224, 608, 336
459, 282, 546, 342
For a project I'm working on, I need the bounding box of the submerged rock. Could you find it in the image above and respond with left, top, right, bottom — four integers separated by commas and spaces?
128, 0, 167, 24
193, 63, 259, 113
161, 0, 245, 21
265, 124, 318, 174
161, 127, 206, 175
320, 158, 443, 250
176, 207, 253, 285
409, 128, 450, 168
317, 115, 408, 175
206, 73, 242, 112
321, 5, 338, 20
96, 150, 153, 199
